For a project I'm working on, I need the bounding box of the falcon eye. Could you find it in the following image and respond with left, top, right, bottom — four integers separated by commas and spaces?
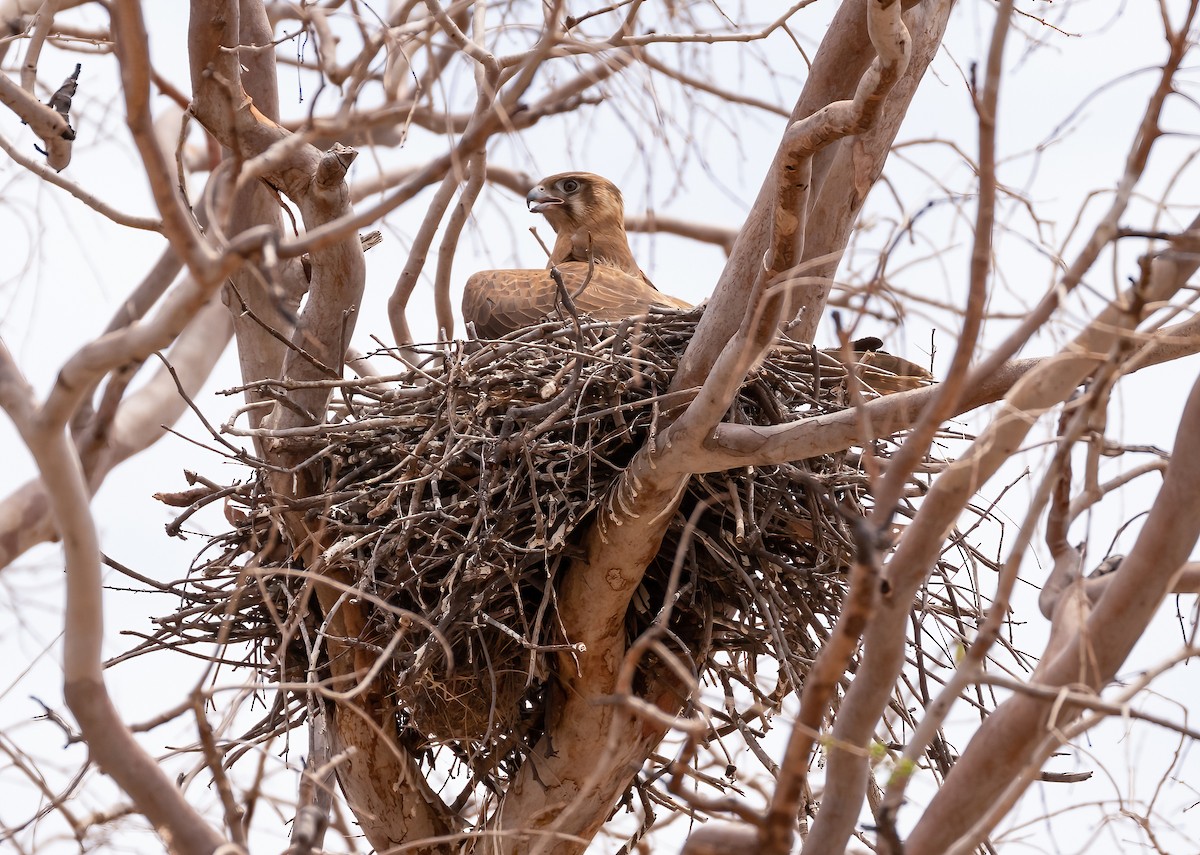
561, 179, 580, 193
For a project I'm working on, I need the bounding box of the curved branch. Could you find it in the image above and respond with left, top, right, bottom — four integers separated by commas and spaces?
433, 149, 486, 339
0, 347, 227, 855
0, 295, 233, 570
0, 126, 162, 229
0, 66, 76, 169
910, 366, 1200, 853
805, 224, 1200, 854
668, 0, 914, 459
388, 167, 463, 347
672, 0, 949, 395
111, 0, 214, 278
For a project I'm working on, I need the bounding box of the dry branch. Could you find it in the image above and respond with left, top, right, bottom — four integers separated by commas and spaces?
0, 62, 77, 170
0, 295, 233, 570
0, 345, 227, 854
808, 214, 1200, 855
911, 367, 1200, 851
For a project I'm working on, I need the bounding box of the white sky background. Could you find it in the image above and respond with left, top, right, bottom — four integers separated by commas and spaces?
1, 0, 1200, 852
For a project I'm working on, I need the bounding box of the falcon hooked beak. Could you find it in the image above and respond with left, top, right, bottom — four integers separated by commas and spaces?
526, 183, 564, 214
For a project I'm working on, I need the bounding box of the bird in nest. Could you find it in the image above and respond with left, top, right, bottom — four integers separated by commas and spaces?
461, 171, 933, 394
462, 171, 691, 339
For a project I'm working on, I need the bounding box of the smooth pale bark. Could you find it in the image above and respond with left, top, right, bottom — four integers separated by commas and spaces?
803, 239, 1200, 854
673, 0, 951, 395
789, 0, 954, 343
1, 11, 236, 846
221, 0, 296, 438
0, 297, 232, 569
0, 4, 238, 851
494, 421, 690, 853
0, 348, 227, 855
186, 1, 449, 847
907, 370, 1200, 853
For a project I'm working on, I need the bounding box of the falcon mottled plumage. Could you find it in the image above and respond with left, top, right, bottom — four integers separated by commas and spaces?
463, 172, 690, 339
832, 336, 934, 394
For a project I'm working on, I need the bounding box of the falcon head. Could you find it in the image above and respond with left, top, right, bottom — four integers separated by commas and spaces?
526, 172, 644, 279
526, 172, 625, 234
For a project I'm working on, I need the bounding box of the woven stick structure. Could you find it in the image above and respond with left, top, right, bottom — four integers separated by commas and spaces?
141, 308, 999, 816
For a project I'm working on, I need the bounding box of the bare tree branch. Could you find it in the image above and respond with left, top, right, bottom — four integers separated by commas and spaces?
0, 342, 227, 855
0, 295, 233, 570
806, 223, 1200, 854
910, 364, 1200, 850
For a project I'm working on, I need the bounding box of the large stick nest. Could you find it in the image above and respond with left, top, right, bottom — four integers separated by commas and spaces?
148, 308, 994, 804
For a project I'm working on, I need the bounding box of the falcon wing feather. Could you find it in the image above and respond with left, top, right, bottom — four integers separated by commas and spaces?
463, 263, 691, 339
463, 270, 559, 339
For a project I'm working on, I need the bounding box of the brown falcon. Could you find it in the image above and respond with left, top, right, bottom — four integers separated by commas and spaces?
462, 172, 691, 339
